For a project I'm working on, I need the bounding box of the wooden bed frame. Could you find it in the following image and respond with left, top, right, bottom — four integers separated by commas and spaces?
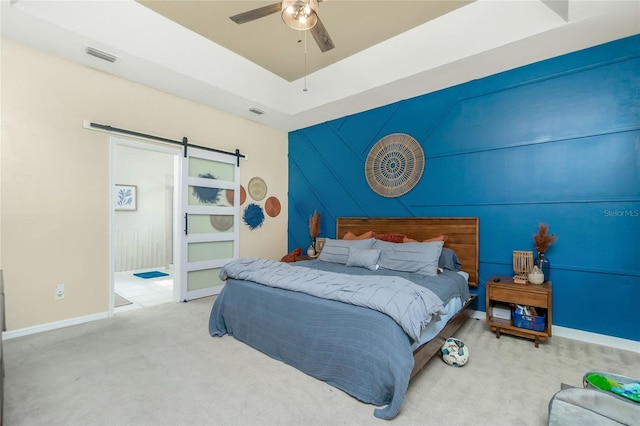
335, 217, 479, 378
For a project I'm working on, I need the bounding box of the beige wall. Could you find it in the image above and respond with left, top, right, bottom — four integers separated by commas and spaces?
0, 39, 288, 331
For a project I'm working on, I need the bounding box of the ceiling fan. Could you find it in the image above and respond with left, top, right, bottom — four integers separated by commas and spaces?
230, 0, 335, 53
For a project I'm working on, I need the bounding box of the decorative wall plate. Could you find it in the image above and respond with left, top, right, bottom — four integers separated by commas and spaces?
248, 177, 267, 201
265, 196, 281, 217
243, 203, 265, 230
365, 133, 425, 198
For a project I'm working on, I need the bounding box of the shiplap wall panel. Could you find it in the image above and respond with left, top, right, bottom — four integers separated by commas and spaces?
288, 35, 640, 341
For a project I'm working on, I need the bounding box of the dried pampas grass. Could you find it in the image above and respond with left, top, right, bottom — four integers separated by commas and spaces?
309, 210, 321, 239
533, 223, 556, 254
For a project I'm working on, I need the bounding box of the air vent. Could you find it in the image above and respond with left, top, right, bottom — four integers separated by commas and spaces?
85, 46, 118, 63
248, 107, 265, 115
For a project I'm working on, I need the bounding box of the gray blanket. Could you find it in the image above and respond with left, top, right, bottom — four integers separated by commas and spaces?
220, 257, 447, 341
210, 259, 469, 419
299, 259, 469, 306
210, 278, 414, 420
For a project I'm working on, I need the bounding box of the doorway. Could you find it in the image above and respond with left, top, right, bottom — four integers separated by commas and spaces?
110, 137, 181, 313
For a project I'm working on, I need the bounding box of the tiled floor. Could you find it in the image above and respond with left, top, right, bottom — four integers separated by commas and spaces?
114, 268, 174, 312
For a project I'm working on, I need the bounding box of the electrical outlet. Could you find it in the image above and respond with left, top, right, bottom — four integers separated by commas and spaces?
55, 283, 65, 300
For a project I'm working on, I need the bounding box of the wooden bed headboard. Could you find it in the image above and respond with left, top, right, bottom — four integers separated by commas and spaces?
336, 217, 479, 287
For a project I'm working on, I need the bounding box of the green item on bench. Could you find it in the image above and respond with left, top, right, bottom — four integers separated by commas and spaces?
586, 373, 640, 403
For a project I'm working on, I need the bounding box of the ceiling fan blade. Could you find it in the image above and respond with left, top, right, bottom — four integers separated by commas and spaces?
230, 2, 282, 24
310, 16, 335, 52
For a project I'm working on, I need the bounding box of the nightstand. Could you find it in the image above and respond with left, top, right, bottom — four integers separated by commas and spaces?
485, 275, 552, 348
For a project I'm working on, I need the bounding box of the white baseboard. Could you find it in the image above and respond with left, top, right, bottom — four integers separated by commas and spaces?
469, 310, 639, 353
552, 326, 640, 353
3, 312, 109, 340
470, 310, 486, 321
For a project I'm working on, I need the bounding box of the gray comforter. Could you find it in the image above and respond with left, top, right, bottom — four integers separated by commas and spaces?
209, 259, 469, 420
219, 258, 447, 341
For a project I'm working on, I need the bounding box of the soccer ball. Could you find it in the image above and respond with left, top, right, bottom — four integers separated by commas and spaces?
440, 337, 469, 367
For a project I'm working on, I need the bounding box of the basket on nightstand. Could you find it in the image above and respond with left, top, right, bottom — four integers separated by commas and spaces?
514, 309, 546, 331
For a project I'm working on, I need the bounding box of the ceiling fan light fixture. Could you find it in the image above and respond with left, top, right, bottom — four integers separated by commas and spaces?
281, 0, 318, 31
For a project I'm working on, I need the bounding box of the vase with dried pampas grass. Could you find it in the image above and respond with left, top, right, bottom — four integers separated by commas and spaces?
533, 223, 556, 281
308, 210, 321, 255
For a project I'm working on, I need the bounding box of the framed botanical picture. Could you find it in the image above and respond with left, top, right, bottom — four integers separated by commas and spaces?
115, 184, 137, 211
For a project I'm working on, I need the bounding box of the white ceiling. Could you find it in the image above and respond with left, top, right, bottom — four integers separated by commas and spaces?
2, 1, 639, 132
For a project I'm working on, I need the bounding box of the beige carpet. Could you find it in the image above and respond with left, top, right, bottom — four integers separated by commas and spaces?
4, 297, 639, 425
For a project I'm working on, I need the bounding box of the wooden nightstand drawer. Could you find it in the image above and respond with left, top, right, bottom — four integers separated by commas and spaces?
488, 286, 548, 307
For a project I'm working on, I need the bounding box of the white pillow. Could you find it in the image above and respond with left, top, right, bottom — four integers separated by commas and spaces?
373, 240, 444, 276
346, 248, 381, 271
317, 238, 375, 264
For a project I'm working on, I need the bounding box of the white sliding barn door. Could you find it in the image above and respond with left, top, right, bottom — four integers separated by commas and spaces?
180, 147, 240, 301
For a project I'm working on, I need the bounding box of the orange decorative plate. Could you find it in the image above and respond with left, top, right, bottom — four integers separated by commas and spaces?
265, 196, 281, 217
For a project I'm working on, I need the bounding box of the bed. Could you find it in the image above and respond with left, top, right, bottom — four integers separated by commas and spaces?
209, 217, 478, 419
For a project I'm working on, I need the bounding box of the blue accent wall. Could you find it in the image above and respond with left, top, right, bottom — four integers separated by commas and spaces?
288, 35, 640, 341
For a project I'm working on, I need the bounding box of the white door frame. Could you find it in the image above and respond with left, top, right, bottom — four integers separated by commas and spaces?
108, 137, 182, 316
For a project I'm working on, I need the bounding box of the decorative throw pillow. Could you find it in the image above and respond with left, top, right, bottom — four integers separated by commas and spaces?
439, 247, 462, 271
280, 247, 302, 263
425, 234, 448, 242
346, 248, 381, 270
402, 234, 448, 243
374, 233, 406, 243
373, 239, 444, 276
343, 231, 374, 240
318, 238, 375, 264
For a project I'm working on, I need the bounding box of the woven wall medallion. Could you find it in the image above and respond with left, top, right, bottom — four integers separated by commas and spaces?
248, 177, 267, 201
365, 133, 425, 197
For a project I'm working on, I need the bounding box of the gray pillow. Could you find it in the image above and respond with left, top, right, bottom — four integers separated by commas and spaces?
318, 238, 375, 264
439, 247, 462, 271
373, 239, 444, 276
346, 248, 381, 271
